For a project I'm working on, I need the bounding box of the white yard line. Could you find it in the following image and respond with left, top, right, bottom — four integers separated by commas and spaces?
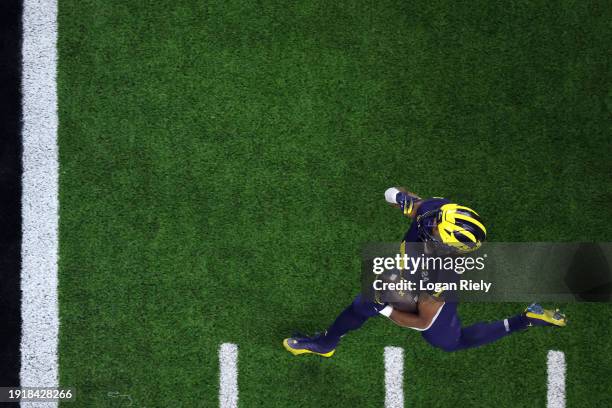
547, 350, 566, 408
219, 343, 239, 408
384, 346, 404, 408
20, 0, 60, 404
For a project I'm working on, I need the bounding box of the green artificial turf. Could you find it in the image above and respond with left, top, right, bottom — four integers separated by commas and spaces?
57, 0, 611, 406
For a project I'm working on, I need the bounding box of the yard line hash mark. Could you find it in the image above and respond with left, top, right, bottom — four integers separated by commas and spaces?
547, 350, 566, 408
384, 346, 404, 408
217, 343, 562, 407
219, 343, 239, 408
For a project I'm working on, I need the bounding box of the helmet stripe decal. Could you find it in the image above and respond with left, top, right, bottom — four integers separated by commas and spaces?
453, 213, 487, 235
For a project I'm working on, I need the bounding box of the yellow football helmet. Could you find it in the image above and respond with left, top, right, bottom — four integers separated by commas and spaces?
417, 203, 486, 253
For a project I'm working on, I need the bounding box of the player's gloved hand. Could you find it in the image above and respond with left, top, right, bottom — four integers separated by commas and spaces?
384, 187, 402, 205
384, 187, 420, 216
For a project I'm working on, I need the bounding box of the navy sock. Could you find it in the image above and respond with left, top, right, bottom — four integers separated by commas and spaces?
449, 315, 529, 351
325, 304, 371, 344
506, 314, 530, 332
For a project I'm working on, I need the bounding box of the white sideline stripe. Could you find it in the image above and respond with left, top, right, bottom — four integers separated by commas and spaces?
384, 346, 404, 408
219, 343, 239, 408
20, 0, 59, 406
547, 350, 566, 408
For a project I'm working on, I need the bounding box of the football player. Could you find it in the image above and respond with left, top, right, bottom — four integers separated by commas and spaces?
283, 187, 567, 357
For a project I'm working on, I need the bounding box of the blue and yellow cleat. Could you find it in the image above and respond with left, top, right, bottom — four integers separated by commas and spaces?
525, 303, 567, 327
283, 333, 336, 358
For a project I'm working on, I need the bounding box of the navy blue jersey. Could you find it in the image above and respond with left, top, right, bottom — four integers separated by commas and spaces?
401, 197, 451, 243
395, 196, 458, 300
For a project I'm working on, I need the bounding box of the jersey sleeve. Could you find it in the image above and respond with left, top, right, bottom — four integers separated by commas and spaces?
415, 197, 451, 217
